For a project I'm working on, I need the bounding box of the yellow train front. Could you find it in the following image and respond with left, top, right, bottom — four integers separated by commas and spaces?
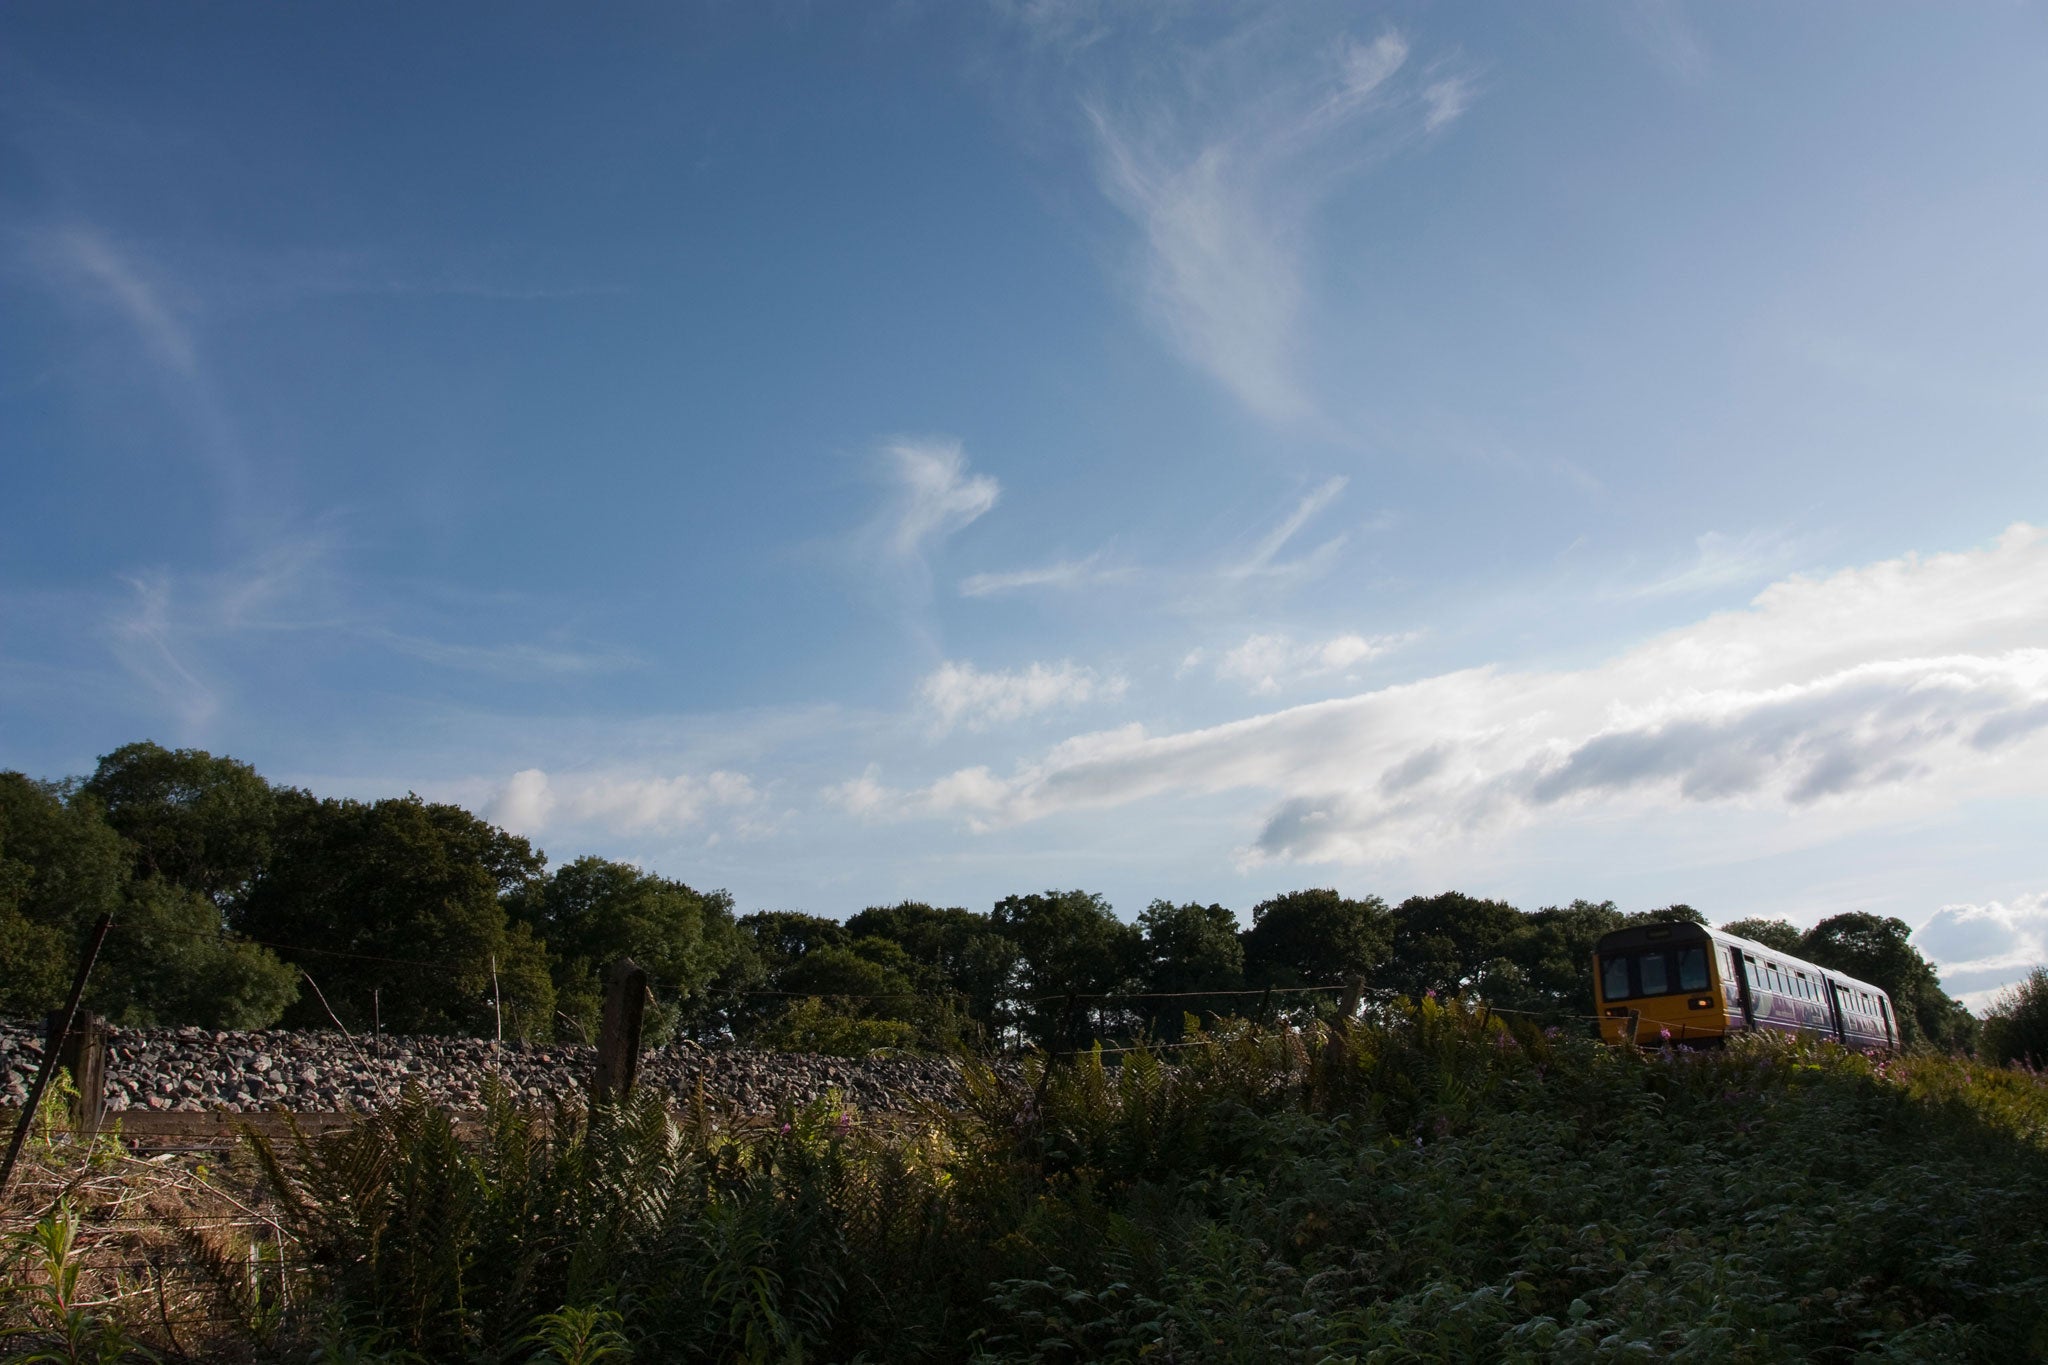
1593, 921, 1898, 1050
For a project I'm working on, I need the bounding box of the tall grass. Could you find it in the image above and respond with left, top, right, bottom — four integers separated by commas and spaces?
8, 1002, 2048, 1362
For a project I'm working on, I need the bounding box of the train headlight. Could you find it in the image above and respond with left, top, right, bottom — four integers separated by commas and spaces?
1687, 996, 1713, 1010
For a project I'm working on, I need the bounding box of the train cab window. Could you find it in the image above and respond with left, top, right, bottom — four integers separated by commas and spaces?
1639, 952, 1671, 996
1677, 947, 1709, 992
1602, 955, 1629, 1001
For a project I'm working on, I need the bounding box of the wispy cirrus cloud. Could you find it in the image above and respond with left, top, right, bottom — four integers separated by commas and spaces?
834, 525, 2048, 860
1627, 528, 1811, 598
856, 439, 1001, 631
1080, 24, 1473, 423
958, 552, 1129, 598
920, 658, 1128, 734
1220, 475, 1351, 585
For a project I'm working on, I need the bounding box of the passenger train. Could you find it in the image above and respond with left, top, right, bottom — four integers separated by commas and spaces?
1592, 920, 1897, 1050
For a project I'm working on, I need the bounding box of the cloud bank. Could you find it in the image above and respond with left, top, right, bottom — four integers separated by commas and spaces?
1914, 891, 2048, 1008
839, 526, 2048, 861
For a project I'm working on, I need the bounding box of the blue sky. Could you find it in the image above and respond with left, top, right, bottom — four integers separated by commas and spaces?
4, 2, 2046, 1007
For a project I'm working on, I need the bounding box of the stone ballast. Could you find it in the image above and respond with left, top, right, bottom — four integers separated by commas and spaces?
0, 1020, 976, 1115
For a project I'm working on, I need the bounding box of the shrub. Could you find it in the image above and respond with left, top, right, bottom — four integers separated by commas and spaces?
1983, 966, 2048, 1069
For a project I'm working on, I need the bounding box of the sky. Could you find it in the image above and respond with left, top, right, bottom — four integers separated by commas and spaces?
3, 2, 2045, 1010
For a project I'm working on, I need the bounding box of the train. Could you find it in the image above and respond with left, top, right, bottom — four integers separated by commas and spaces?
1592, 920, 1897, 1050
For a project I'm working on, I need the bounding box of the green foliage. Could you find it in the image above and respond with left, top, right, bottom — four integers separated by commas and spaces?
1135, 899, 1245, 1039
519, 1305, 632, 1365
1800, 911, 1977, 1050
0, 770, 297, 1028
94, 878, 299, 1029
81, 741, 278, 906
843, 902, 1019, 1037
1719, 916, 1805, 952
1240, 888, 1389, 993
1, 1202, 154, 1365
991, 890, 1141, 1049
509, 857, 741, 1045
1983, 966, 2048, 1068
207, 1011, 2048, 1364
1480, 899, 1624, 1018
755, 996, 917, 1056
236, 793, 552, 1036
1384, 890, 1525, 999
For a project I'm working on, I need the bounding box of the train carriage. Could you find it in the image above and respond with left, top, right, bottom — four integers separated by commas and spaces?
1593, 920, 1897, 1050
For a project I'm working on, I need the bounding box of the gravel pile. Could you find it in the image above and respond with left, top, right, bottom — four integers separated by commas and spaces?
0, 1019, 978, 1115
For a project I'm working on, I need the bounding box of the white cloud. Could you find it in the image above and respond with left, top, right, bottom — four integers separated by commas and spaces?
1213, 630, 1407, 694
1422, 75, 1476, 133
1084, 28, 1469, 422
921, 659, 1128, 733
881, 438, 1000, 561
958, 553, 1126, 597
1914, 892, 2048, 1009
858, 439, 1001, 632
486, 767, 758, 837
839, 525, 2048, 864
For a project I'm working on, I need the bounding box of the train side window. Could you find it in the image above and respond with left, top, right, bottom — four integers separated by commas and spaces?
1745, 957, 1762, 990
1677, 947, 1709, 992
1601, 955, 1630, 1001
1639, 952, 1671, 995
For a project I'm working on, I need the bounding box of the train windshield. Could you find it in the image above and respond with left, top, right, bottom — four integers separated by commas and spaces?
1599, 945, 1712, 1001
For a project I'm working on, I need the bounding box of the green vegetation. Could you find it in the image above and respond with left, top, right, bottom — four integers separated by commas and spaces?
0, 743, 1994, 1054
1983, 966, 2048, 1068
7, 1007, 2047, 1362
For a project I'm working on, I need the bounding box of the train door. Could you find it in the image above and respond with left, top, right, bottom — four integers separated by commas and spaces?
1823, 979, 1847, 1043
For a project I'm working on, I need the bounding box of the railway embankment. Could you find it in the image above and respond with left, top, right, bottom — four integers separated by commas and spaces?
0, 1019, 973, 1114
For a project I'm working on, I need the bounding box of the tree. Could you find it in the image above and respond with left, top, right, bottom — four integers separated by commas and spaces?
1493, 899, 1627, 1016
1720, 917, 1804, 953
739, 911, 849, 980
1136, 900, 1245, 1039
82, 741, 278, 906
1798, 912, 1975, 1051
1240, 889, 1391, 996
508, 857, 743, 1045
843, 901, 1019, 1039
990, 890, 1140, 1048
1981, 968, 2048, 1069
1385, 891, 1525, 1000
0, 887, 67, 1019
236, 794, 551, 1036
0, 771, 297, 1028
1629, 904, 1707, 927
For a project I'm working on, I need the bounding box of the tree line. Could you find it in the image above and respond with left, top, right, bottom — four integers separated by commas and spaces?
0, 741, 1981, 1053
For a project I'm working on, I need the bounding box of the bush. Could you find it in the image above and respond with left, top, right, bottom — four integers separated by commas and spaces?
1983, 966, 2048, 1069
15, 1005, 2048, 1362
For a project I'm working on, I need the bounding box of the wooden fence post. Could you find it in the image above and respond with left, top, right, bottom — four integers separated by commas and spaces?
589, 958, 649, 1106
47, 1009, 109, 1140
